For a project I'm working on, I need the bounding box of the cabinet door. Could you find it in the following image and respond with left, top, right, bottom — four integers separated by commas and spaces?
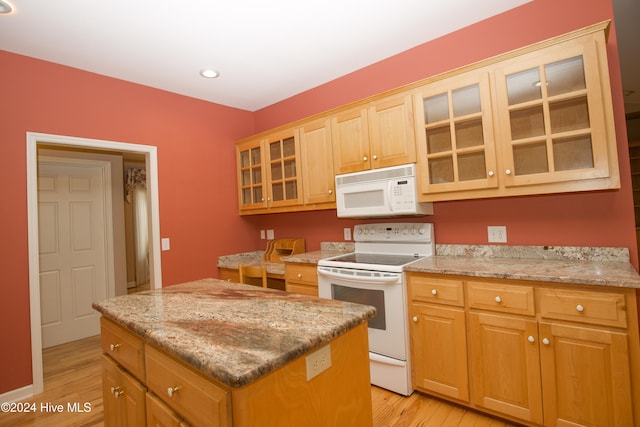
539, 322, 633, 427
265, 129, 303, 208
331, 107, 370, 174
369, 93, 416, 169
146, 393, 183, 427
237, 138, 267, 211
299, 118, 335, 205
414, 70, 498, 196
468, 312, 543, 425
494, 34, 615, 188
102, 355, 147, 427
410, 304, 468, 402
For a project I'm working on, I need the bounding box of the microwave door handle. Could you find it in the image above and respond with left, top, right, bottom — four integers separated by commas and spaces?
387, 180, 395, 212
318, 268, 400, 284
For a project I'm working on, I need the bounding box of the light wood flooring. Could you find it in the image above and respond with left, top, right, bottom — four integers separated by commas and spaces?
0, 336, 519, 427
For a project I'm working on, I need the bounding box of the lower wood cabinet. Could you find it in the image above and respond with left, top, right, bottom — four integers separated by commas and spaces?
407, 273, 640, 427
102, 354, 147, 427
101, 317, 372, 427
284, 262, 318, 296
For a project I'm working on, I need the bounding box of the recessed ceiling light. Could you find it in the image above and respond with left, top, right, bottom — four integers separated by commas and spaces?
200, 69, 220, 79
0, 0, 14, 14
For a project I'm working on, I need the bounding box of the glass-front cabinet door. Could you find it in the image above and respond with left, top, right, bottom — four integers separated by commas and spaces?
414, 70, 497, 196
237, 137, 266, 211
494, 38, 614, 187
264, 128, 302, 208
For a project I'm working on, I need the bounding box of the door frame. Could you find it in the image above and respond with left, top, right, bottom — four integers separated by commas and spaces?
26, 132, 163, 395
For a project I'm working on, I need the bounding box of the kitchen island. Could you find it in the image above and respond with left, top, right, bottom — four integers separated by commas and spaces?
92, 278, 376, 427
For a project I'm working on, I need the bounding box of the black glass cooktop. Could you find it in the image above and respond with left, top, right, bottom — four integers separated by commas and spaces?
327, 252, 424, 267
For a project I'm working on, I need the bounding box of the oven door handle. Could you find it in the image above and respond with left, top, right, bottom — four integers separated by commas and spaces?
317, 268, 401, 284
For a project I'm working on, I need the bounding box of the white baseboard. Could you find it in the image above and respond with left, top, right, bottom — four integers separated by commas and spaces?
0, 384, 34, 402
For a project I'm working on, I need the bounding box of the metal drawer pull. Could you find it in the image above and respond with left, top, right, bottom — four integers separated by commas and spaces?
527, 336, 535, 343
495, 296, 502, 303
576, 304, 584, 312
111, 386, 124, 398
110, 343, 120, 351
167, 386, 181, 397
431, 289, 437, 296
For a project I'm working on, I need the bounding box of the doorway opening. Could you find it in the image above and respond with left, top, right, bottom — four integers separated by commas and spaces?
26, 132, 162, 395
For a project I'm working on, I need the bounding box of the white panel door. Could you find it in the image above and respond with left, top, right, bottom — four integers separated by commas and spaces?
38, 159, 110, 348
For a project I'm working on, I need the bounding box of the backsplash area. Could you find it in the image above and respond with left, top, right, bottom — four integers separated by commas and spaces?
436, 245, 630, 263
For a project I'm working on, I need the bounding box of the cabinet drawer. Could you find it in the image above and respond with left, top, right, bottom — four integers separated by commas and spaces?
100, 317, 145, 381
285, 263, 317, 286
467, 282, 535, 315
408, 275, 464, 307
538, 288, 627, 328
145, 345, 231, 427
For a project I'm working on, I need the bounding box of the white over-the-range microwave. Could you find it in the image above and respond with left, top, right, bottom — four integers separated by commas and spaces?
335, 164, 433, 218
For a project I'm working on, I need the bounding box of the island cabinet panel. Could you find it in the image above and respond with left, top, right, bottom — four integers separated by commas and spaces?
100, 317, 145, 382
146, 393, 184, 427
231, 322, 373, 427
406, 273, 640, 427
102, 354, 147, 427
145, 345, 231, 427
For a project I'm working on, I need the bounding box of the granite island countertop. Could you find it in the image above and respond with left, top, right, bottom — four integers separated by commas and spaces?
92, 278, 375, 388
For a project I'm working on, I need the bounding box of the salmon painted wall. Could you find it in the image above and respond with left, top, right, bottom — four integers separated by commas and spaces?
0, 51, 255, 393
250, 0, 637, 266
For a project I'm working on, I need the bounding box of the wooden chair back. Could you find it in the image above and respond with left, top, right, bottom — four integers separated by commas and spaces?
238, 264, 268, 288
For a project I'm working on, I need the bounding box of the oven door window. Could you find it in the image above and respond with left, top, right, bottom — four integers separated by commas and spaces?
332, 284, 386, 330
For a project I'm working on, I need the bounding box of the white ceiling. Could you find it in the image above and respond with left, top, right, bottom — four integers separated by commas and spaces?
0, 0, 534, 112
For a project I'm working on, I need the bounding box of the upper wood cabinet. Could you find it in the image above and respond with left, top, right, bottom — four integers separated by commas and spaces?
236, 128, 302, 213
299, 118, 335, 205
332, 93, 416, 174
414, 69, 498, 195
415, 22, 619, 202
494, 31, 616, 189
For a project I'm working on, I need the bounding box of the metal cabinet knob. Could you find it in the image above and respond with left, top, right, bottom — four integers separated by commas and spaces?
167, 386, 181, 397
363, 156, 368, 162
111, 386, 124, 398
372, 155, 378, 160
542, 338, 550, 345
505, 169, 512, 175
412, 316, 418, 322
297, 273, 303, 279
495, 296, 502, 303
328, 189, 333, 194
528, 336, 535, 343
110, 343, 120, 351
488, 170, 495, 177
576, 304, 584, 312
431, 289, 437, 296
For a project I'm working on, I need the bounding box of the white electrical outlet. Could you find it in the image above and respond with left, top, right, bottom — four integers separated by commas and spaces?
488, 226, 507, 243
306, 344, 331, 381
260, 230, 266, 240
266, 229, 275, 240
343, 227, 351, 241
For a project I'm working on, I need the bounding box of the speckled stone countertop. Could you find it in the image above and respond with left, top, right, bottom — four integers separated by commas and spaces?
92, 279, 375, 388
407, 245, 640, 289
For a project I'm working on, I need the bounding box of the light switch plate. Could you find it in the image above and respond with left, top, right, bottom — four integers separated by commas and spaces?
343, 227, 351, 241
260, 230, 266, 240
161, 238, 171, 251
266, 229, 274, 240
